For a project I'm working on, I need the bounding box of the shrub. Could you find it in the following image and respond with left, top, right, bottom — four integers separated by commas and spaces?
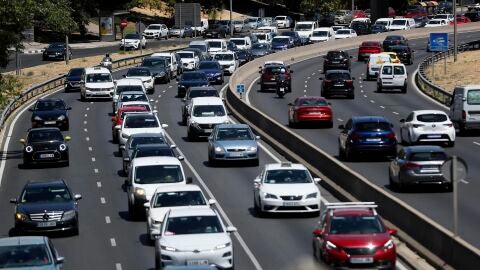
0, 74, 24, 109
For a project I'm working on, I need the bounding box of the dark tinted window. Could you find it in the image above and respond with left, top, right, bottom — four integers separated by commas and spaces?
116, 85, 143, 93
135, 165, 183, 184
120, 93, 147, 102
264, 169, 312, 184
134, 147, 174, 158
188, 90, 218, 98
28, 130, 63, 142
153, 191, 206, 208
68, 68, 83, 76
130, 136, 165, 148
409, 151, 447, 161
21, 185, 71, 203
125, 33, 140, 39
35, 100, 66, 111
0, 244, 52, 267
354, 121, 391, 131
127, 68, 151, 77
297, 98, 328, 106
86, 73, 112, 83
182, 72, 207, 80
199, 62, 220, 69
327, 51, 347, 59
264, 65, 284, 74
326, 72, 351, 80
216, 128, 253, 141
329, 215, 385, 234
416, 113, 448, 122
253, 43, 269, 49
142, 59, 167, 67
124, 115, 159, 128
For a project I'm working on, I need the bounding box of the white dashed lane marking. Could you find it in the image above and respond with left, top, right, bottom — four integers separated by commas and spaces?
88, 147, 93, 152
105, 216, 111, 224
473, 142, 480, 146
94, 168, 99, 173
392, 112, 399, 115
100, 197, 106, 204
370, 100, 375, 103
168, 86, 172, 88
337, 118, 344, 122
86, 107, 90, 111
115, 263, 122, 270
85, 137, 90, 141
91, 157, 96, 162
363, 95, 368, 98
84, 114, 88, 117
96, 181, 102, 188
83, 121, 87, 125
110, 238, 116, 247
84, 128, 88, 132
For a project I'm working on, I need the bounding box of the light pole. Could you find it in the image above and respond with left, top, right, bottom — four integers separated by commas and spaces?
454, 0, 458, 62
351, 0, 354, 13
230, 0, 233, 37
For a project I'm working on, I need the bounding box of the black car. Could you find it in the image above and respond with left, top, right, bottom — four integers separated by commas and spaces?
465, 10, 480, 22
203, 24, 228, 38
182, 86, 219, 123
282, 31, 303, 46
320, 70, 355, 99
176, 71, 209, 98
370, 24, 388, 34
141, 57, 171, 83
30, 99, 71, 131
251, 43, 271, 58
383, 35, 408, 51
42, 43, 72, 61
236, 49, 253, 66
198, 61, 224, 84
11, 180, 81, 235
350, 21, 371, 35
388, 45, 414, 65
64, 68, 84, 92
317, 11, 336, 26
323, 50, 352, 72
21, 128, 70, 167
414, 16, 429, 28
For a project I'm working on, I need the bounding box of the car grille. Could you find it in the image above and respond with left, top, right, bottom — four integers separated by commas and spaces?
199, 124, 214, 129
226, 148, 246, 152
32, 150, 60, 160
344, 247, 378, 256
29, 211, 63, 221
280, 195, 303, 201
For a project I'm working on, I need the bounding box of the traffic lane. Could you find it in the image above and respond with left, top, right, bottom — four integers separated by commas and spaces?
0, 89, 119, 269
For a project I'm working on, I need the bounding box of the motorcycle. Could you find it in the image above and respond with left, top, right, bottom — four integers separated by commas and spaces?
275, 73, 290, 98
100, 57, 112, 71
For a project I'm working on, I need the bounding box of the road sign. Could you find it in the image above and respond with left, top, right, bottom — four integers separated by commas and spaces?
429, 32, 449, 52
120, 19, 128, 29
236, 84, 245, 94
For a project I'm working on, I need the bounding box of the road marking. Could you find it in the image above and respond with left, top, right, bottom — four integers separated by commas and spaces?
392, 111, 399, 115
86, 137, 90, 141
361, 73, 365, 76
94, 168, 99, 173
158, 95, 162, 98
360, 90, 364, 93
155, 100, 159, 103
86, 107, 90, 111
90, 102, 93, 104
154, 106, 157, 110
163, 90, 166, 93
318, 69, 322, 72
105, 216, 111, 224
363, 95, 368, 98
370, 100, 375, 103
461, 179, 469, 184
100, 197, 106, 204
84, 128, 88, 132
304, 84, 308, 88
473, 141, 480, 146
305, 80, 308, 83
380, 106, 385, 109
168, 85, 172, 88
97, 181, 102, 188
83, 121, 87, 125
115, 263, 122, 270
337, 118, 343, 122
360, 85, 363, 88
110, 238, 116, 247
84, 113, 88, 117
88, 147, 93, 151
163, 131, 264, 270
312, 72, 315, 76
91, 157, 96, 162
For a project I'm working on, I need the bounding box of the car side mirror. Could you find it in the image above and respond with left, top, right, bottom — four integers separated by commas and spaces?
177, 155, 185, 161
399, 119, 405, 123
10, 198, 17, 204
144, 202, 150, 208
19, 139, 25, 145
338, 124, 345, 130
313, 229, 323, 237
74, 194, 82, 200
253, 178, 261, 188
66, 107, 72, 110
313, 177, 321, 183
64, 136, 71, 141
255, 135, 261, 140
56, 257, 65, 265
28, 108, 34, 112
208, 199, 217, 205
226, 226, 237, 233
161, 124, 169, 128
462, 97, 466, 102
387, 228, 397, 235
186, 177, 193, 184
122, 74, 126, 78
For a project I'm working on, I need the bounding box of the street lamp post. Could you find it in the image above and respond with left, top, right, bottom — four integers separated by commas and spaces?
454, 0, 458, 62
230, 0, 233, 37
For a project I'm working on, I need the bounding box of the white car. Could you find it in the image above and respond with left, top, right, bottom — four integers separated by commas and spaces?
274, 15, 293, 28
335, 28, 357, 39
425, 19, 449, 28
434, 13, 454, 22
114, 91, 150, 115
120, 33, 146, 50
124, 67, 155, 94
80, 67, 115, 101
253, 162, 321, 215
206, 39, 227, 53
257, 26, 278, 34
294, 21, 317, 41
112, 78, 145, 112
151, 52, 179, 78
143, 24, 169, 39
176, 50, 199, 71
229, 37, 252, 50
309, 27, 335, 43
400, 110, 456, 147
366, 53, 392, 80
119, 113, 167, 148
187, 97, 229, 140
212, 51, 238, 74
125, 156, 191, 217
145, 184, 215, 241
252, 32, 273, 44
154, 207, 236, 269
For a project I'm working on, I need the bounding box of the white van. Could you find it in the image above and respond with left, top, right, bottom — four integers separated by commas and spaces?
377, 63, 408, 93
205, 39, 227, 53
187, 97, 228, 140
188, 40, 210, 60
192, 18, 209, 34
309, 27, 335, 43
366, 53, 392, 80
449, 85, 480, 133
294, 21, 318, 40
389, 18, 416, 31
252, 32, 273, 44
229, 37, 252, 50
151, 52, 179, 78
374, 18, 394, 30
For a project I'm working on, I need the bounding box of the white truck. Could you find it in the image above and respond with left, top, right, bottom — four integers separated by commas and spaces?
294, 21, 318, 42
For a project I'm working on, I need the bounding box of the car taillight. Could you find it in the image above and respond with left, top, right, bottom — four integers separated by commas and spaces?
350, 133, 362, 139
345, 80, 353, 85
403, 162, 420, 169
443, 123, 453, 127
385, 132, 396, 139
413, 124, 425, 128
324, 79, 332, 85
462, 110, 466, 120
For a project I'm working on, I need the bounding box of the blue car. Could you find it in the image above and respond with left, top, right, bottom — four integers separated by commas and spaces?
198, 61, 224, 84
64, 67, 84, 92
176, 71, 209, 98
338, 116, 397, 160
271, 36, 293, 51
0, 236, 64, 269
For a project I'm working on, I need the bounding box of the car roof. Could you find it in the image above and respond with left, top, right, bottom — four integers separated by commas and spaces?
189, 86, 217, 91
403, 145, 445, 153
215, 123, 250, 129
412, 109, 447, 115
177, 50, 195, 54
135, 143, 170, 150
168, 207, 216, 218
151, 52, 173, 57
37, 98, 64, 102
132, 156, 182, 167
154, 183, 202, 194
191, 97, 224, 106
189, 41, 208, 45
0, 236, 47, 247
264, 162, 307, 171
85, 67, 111, 74
331, 208, 375, 216
351, 116, 388, 123
116, 78, 143, 85
26, 180, 66, 188
119, 91, 146, 95
130, 132, 165, 138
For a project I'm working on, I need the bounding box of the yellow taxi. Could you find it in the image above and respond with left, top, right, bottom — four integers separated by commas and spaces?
384, 52, 401, 64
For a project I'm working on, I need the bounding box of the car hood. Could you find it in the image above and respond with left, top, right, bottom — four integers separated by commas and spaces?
0, 265, 57, 270
84, 82, 114, 89
326, 233, 391, 248
32, 110, 66, 119
261, 183, 317, 196
215, 140, 257, 149
18, 201, 74, 214
149, 206, 210, 222
123, 128, 164, 137
160, 233, 231, 251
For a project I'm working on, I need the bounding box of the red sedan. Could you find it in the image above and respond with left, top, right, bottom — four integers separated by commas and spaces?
451, 15, 471, 25
111, 106, 148, 143
352, 10, 367, 19
358, 41, 383, 61
288, 96, 333, 128
312, 202, 397, 269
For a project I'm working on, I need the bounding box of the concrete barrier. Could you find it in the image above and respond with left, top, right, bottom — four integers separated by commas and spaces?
226, 23, 480, 269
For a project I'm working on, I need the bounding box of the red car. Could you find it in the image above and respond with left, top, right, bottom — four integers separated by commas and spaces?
288, 96, 333, 128
451, 15, 471, 25
111, 106, 148, 142
358, 41, 383, 61
312, 202, 397, 270
352, 10, 367, 19
259, 62, 292, 91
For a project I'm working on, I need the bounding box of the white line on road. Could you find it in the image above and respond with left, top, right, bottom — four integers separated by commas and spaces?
304, 80, 308, 83
88, 147, 93, 151
168, 85, 172, 88
84, 114, 87, 117
84, 128, 88, 132
162, 90, 166, 93
91, 157, 96, 162
473, 141, 480, 146
363, 95, 368, 98
110, 238, 116, 247
94, 168, 99, 174
85, 137, 90, 141
392, 111, 399, 115
158, 95, 162, 98
100, 197, 106, 204
115, 263, 122, 270
380, 106, 385, 109
105, 216, 111, 224
360, 90, 364, 93
370, 100, 375, 103
86, 107, 90, 111
97, 181, 102, 188
245, 76, 260, 105
337, 118, 343, 122
461, 179, 470, 184
83, 121, 87, 125
312, 72, 315, 76
155, 100, 159, 103
90, 102, 93, 104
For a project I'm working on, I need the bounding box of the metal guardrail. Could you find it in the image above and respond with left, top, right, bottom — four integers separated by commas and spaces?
0, 46, 186, 131
416, 39, 480, 106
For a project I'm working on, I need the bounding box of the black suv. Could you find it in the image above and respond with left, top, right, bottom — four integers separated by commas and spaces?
320, 70, 355, 99
64, 68, 84, 92
388, 45, 414, 65
11, 180, 82, 235
30, 99, 71, 131
323, 51, 352, 72
20, 128, 71, 167
42, 43, 72, 61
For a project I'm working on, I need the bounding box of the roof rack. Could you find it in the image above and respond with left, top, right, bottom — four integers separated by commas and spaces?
280, 161, 292, 167
325, 202, 378, 215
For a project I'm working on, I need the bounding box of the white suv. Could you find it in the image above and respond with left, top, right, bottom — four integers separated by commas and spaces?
119, 113, 167, 149
80, 67, 115, 101
399, 110, 455, 147
377, 63, 408, 93
212, 51, 239, 74
143, 24, 169, 39
187, 97, 229, 140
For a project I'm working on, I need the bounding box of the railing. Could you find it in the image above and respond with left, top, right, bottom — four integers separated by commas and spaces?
0, 46, 186, 131
416, 39, 480, 106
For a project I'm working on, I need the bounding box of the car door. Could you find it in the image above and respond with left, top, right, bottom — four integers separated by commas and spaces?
400, 112, 414, 141
288, 98, 298, 121
393, 65, 406, 87
253, 169, 264, 203
207, 127, 217, 156
339, 119, 352, 150
380, 64, 393, 85
390, 149, 406, 178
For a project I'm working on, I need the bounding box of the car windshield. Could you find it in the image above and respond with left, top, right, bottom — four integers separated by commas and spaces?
142, 59, 167, 67
313, 31, 328, 37
298, 98, 328, 106
199, 62, 220, 69
253, 43, 268, 50
165, 216, 223, 235
264, 169, 312, 184
147, 25, 161, 30
327, 51, 346, 59
216, 128, 253, 141
375, 21, 389, 26
214, 54, 234, 61
177, 52, 194, 59
208, 41, 222, 48
272, 38, 289, 44
120, 110, 145, 119
120, 93, 147, 102
125, 34, 140, 39
130, 136, 165, 148
255, 34, 266, 40
188, 90, 218, 98
467, 89, 480, 104
0, 244, 51, 267
86, 73, 112, 83
134, 147, 174, 158
295, 24, 313, 30
429, 20, 441, 25
386, 36, 402, 41
392, 20, 406, 25
127, 69, 151, 77
134, 165, 183, 184
122, 104, 150, 111
416, 113, 448, 122
48, 43, 64, 49
182, 73, 207, 80
116, 85, 143, 94
329, 215, 385, 234
354, 121, 391, 131
35, 100, 65, 111
326, 72, 351, 80
193, 105, 225, 117
410, 151, 447, 161
124, 115, 159, 128
68, 68, 83, 76
153, 191, 206, 208
282, 32, 296, 37
189, 45, 207, 52
264, 65, 285, 74
435, 15, 448, 19
28, 130, 63, 142
230, 39, 246, 45
21, 186, 71, 203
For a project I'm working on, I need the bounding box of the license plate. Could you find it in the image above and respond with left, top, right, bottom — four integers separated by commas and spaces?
350, 257, 373, 264
331, 61, 340, 64
283, 202, 300, 206
271, 78, 276, 81
40, 153, 55, 158
187, 260, 208, 265
366, 138, 381, 142
334, 83, 344, 87
203, 129, 212, 133
280, 87, 285, 92
230, 152, 244, 157
37, 221, 56, 227
427, 135, 441, 138
44, 121, 56, 125
48, 55, 55, 58
308, 112, 323, 115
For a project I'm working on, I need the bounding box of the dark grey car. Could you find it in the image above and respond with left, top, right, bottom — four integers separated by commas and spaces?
140, 57, 171, 83
121, 133, 167, 174
182, 86, 219, 124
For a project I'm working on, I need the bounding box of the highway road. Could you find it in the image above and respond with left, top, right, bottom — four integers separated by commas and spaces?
248, 30, 480, 248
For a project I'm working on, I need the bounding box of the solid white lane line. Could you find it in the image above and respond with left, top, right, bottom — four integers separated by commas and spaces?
91, 157, 96, 162
90, 102, 93, 104
473, 142, 480, 146
86, 137, 90, 141
380, 106, 385, 109
115, 263, 122, 270
83, 121, 87, 125
88, 147, 93, 151
94, 168, 99, 173
110, 238, 116, 247
392, 112, 399, 115
100, 197, 106, 204
97, 181, 102, 188
105, 216, 111, 224
163, 131, 264, 270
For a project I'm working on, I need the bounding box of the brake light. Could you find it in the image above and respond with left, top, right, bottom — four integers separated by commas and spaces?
350, 133, 362, 139
385, 132, 396, 139
345, 80, 353, 85
413, 124, 425, 128
324, 79, 332, 85
462, 110, 466, 120
443, 123, 453, 127
403, 162, 420, 169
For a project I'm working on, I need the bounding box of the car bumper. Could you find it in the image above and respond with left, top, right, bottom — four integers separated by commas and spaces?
121, 43, 140, 49
212, 150, 258, 161
398, 171, 450, 185
260, 198, 320, 213
15, 218, 78, 233
83, 89, 114, 99
24, 151, 69, 164
43, 54, 64, 60
32, 119, 69, 130
160, 247, 233, 269
350, 143, 397, 154
323, 248, 396, 270
296, 114, 332, 123
462, 120, 480, 130
324, 63, 349, 70
412, 132, 455, 142
143, 33, 159, 38
323, 87, 354, 95
261, 81, 278, 89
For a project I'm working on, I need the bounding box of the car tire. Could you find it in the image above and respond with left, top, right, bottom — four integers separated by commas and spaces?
254, 197, 263, 217
401, 84, 407, 93
348, 93, 355, 99
447, 141, 455, 147
62, 124, 69, 131
187, 129, 195, 141
155, 251, 162, 270
445, 183, 453, 192
389, 172, 397, 190
251, 158, 259, 166
338, 145, 346, 160
377, 84, 382, 93
288, 119, 296, 128
81, 94, 86, 102
208, 155, 216, 166
64, 160, 70, 167
112, 132, 118, 144
326, 121, 333, 128
128, 200, 136, 218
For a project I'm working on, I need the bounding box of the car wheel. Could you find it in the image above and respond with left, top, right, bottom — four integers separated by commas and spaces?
447, 141, 455, 147
208, 155, 216, 166
155, 251, 162, 270
348, 93, 355, 99
445, 183, 453, 192
128, 200, 135, 218
62, 123, 69, 131
288, 118, 296, 128
345, 145, 354, 161
251, 158, 259, 166
388, 172, 396, 189
377, 83, 382, 93
187, 129, 195, 141
81, 94, 86, 102
64, 160, 70, 167
326, 121, 333, 128
400, 132, 409, 146
112, 131, 118, 144
401, 84, 407, 93
71, 226, 79, 236
338, 145, 346, 160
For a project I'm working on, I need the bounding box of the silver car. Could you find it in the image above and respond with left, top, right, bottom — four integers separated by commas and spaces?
208, 124, 260, 165
389, 146, 451, 191
0, 236, 64, 269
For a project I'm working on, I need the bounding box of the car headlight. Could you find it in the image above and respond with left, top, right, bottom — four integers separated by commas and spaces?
15, 213, 28, 221
57, 115, 66, 121
62, 210, 76, 220
34, 116, 42, 121
215, 242, 231, 249
248, 146, 257, 151
161, 245, 178, 252
263, 193, 278, 199
306, 192, 318, 199
59, 144, 67, 151
383, 239, 394, 250
214, 146, 224, 153
215, 72, 222, 76
326, 241, 337, 250
25, 146, 33, 153
135, 187, 146, 196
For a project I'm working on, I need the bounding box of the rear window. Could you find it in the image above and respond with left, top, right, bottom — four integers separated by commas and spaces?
326, 72, 351, 80
354, 121, 391, 131
394, 66, 405, 75
409, 151, 447, 161
416, 113, 448, 122
467, 89, 480, 105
